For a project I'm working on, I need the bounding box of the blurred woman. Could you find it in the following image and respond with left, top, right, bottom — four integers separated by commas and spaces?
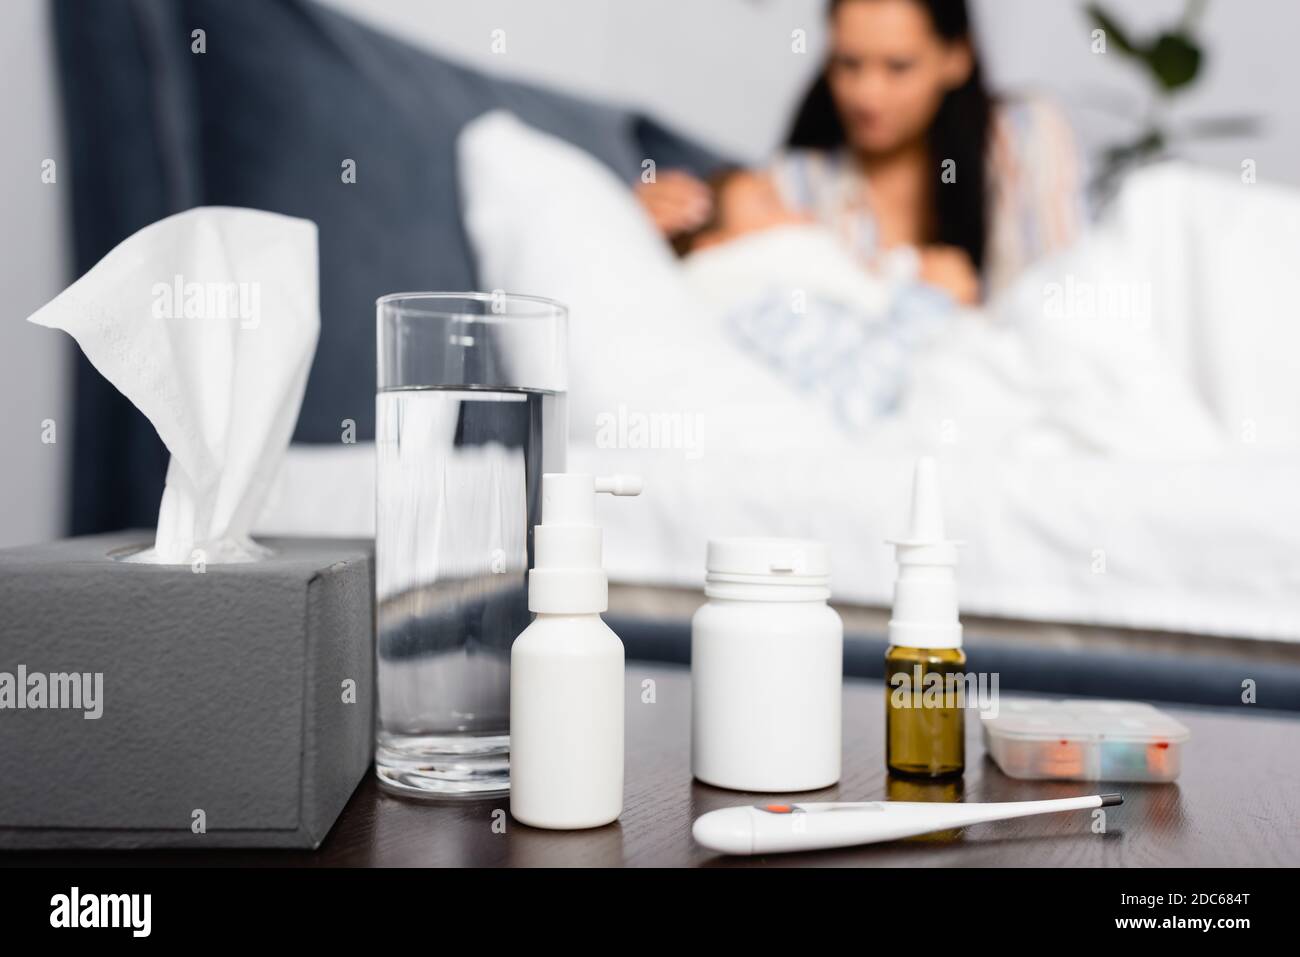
638, 0, 1085, 303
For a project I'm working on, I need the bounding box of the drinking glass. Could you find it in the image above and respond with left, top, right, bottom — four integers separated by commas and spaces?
375, 292, 567, 797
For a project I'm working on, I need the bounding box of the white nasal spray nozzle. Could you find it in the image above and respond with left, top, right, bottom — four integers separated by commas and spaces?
886, 457, 962, 649
529, 473, 643, 614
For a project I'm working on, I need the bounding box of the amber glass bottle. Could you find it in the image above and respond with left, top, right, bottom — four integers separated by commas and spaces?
885, 644, 966, 778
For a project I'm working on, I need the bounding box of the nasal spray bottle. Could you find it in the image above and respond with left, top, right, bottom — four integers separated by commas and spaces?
510, 473, 642, 829
885, 457, 966, 778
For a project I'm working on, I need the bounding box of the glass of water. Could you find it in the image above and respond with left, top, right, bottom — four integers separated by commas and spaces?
375, 292, 567, 798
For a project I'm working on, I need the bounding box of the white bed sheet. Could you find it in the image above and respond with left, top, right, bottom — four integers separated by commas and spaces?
257, 441, 1300, 640
568, 443, 1300, 641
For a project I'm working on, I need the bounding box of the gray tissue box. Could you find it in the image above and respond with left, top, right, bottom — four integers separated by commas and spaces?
0, 532, 374, 849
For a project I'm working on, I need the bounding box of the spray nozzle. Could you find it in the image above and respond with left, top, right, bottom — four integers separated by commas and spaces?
885, 457, 963, 648
530, 473, 643, 614
903, 456, 943, 543
541, 473, 643, 527
888, 457, 961, 549
595, 475, 643, 496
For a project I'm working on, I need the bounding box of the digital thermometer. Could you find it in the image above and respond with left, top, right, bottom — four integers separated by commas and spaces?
693, 793, 1123, 855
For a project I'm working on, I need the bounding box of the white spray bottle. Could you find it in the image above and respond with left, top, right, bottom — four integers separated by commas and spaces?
510, 473, 642, 829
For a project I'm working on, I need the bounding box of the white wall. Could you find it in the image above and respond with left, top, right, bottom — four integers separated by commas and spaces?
322, 0, 1300, 181
974, 0, 1299, 184
2, 0, 1296, 547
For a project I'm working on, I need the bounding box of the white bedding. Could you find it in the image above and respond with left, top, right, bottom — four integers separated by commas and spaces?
257, 112, 1300, 641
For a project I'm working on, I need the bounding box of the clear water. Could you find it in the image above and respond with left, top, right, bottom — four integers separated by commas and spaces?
374, 386, 566, 796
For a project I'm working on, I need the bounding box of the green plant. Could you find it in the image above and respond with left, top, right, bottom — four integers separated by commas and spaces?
1086, 0, 1259, 195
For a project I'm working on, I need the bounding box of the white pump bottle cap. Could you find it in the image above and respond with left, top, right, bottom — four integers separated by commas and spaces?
529, 473, 642, 614
886, 457, 963, 649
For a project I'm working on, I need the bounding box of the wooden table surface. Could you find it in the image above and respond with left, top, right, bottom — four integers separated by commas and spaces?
16, 664, 1300, 867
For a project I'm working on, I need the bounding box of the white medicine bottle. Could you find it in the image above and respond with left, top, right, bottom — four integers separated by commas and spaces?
691, 538, 843, 792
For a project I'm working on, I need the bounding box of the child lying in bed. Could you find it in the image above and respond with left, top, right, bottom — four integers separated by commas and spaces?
661, 168, 981, 306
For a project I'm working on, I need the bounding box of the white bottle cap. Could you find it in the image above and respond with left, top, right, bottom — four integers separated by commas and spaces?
886, 457, 963, 649
529, 473, 642, 614
704, 538, 831, 600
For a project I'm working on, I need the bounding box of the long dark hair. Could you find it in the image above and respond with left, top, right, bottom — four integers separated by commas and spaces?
786, 0, 993, 272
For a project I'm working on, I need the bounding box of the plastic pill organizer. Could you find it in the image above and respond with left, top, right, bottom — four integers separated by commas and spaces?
981, 698, 1191, 782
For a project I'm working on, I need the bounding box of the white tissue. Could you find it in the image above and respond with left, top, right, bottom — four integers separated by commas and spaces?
27, 206, 320, 564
